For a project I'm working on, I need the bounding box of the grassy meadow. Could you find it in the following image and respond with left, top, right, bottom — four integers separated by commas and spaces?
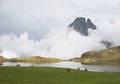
0, 66, 120, 84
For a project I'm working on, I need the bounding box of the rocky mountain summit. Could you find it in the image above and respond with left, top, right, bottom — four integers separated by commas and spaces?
69, 17, 112, 48
69, 17, 96, 36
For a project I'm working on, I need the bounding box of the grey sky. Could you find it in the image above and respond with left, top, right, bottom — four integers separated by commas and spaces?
0, 0, 120, 39
0, 0, 120, 59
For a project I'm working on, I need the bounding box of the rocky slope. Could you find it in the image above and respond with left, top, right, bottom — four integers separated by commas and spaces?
70, 46, 120, 65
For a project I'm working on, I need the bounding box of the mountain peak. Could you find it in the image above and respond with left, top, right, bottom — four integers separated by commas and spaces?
69, 17, 96, 36
87, 18, 91, 23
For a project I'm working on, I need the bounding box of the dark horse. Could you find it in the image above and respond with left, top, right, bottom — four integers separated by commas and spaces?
66, 68, 70, 72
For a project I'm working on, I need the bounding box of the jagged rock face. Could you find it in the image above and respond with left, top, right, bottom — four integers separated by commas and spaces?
69, 17, 96, 36
68, 17, 112, 48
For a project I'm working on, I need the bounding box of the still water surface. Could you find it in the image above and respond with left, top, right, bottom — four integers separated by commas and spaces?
2, 61, 120, 72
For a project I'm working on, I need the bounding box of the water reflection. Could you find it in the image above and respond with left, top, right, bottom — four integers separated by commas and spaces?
1, 61, 120, 72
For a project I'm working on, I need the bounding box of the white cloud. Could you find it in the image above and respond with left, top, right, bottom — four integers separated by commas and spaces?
97, 20, 120, 45
0, 27, 105, 59
0, 0, 120, 59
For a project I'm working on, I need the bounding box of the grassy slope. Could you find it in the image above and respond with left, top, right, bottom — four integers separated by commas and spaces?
70, 46, 120, 64
7, 56, 61, 64
0, 66, 120, 84
0, 56, 7, 64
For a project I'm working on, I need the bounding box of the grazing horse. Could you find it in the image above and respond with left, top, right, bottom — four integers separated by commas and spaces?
0, 63, 3, 65
67, 68, 70, 72
16, 64, 20, 67
85, 68, 88, 71
77, 68, 80, 70
31, 65, 34, 67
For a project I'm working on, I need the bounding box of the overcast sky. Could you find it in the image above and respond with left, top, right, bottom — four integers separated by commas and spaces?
0, 0, 120, 39
0, 0, 120, 59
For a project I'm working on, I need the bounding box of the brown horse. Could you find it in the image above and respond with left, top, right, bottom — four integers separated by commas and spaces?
66, 68, 70, 72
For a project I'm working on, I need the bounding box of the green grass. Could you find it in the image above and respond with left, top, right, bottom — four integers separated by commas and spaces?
0, 66, 120, 84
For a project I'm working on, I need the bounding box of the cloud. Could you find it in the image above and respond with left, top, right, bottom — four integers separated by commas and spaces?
0, 26, 105, 59
97, 20, 120, 45
0, 20, 120, 59
0, 0, 120, 59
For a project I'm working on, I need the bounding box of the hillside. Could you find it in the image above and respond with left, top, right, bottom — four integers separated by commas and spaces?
0, 56, 7, 64
70, 46, 120, 65
7, 56, 62, 64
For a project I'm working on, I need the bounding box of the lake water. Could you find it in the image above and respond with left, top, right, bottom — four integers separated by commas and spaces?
1, 61, 120, 72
